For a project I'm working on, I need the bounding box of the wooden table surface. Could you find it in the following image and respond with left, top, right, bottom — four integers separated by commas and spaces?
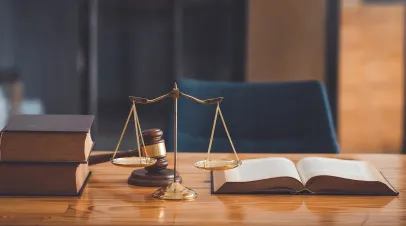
0, 152, 405, 226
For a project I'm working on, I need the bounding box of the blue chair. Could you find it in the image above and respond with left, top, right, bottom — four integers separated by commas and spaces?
165, 79, 340, 153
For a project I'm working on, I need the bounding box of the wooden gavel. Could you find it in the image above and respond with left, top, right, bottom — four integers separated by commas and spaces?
88, 128, 180, 186
89, 128, 167, 166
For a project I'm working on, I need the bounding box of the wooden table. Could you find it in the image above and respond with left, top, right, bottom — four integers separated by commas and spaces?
0, 153, 405, 225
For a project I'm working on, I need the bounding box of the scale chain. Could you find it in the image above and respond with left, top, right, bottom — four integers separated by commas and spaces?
132, 102, 143, 163
112, 105, 134, 161
218, 106, 240, 162
133, 103, 148, 159
206, 103, 220, 165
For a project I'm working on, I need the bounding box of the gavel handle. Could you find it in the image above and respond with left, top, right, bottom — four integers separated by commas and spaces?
88, 150, 139, 165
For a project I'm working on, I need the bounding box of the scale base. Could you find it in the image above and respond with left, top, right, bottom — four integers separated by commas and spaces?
152, 181, 197, 200
128, 169, 182, 187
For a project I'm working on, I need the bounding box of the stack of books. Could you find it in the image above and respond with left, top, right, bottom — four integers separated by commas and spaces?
0, 114, 94, 196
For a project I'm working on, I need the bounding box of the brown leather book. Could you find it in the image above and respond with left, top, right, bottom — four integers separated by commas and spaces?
0, 162, 90, 196
211, 157, 399, 196
0, 114, 94, 162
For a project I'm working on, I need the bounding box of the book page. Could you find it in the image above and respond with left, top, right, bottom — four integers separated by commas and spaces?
296, 157, 378, 184
224, 157, 302, 183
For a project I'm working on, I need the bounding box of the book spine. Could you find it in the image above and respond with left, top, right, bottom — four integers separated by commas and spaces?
294, 188, 314, 194
0, 131, 3, 162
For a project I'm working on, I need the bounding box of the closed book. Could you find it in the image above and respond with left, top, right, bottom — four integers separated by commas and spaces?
211, 157, 399, 196
0, 114, 94, 163
0, 162, 91, 196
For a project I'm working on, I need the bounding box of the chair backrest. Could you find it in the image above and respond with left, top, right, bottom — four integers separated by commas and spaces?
165, 79, 340, 153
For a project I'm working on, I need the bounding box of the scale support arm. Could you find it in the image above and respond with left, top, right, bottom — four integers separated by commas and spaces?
129, 90, 223, 105
129, 90, 175, 104
180, 92, 223, 104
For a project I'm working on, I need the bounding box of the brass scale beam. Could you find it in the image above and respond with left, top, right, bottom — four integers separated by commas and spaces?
112, 83, 240, 175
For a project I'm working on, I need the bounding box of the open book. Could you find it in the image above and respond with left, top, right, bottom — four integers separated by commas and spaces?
211, 157, 398, 196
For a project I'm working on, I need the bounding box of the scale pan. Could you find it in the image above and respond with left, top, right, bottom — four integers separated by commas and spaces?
111, 157, 157, 168
194, 159, 242, 170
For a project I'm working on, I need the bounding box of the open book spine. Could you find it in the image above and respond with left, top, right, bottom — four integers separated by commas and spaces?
294, 188, 314, 194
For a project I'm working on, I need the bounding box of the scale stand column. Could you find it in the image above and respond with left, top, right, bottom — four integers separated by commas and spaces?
152, 83, 197, 200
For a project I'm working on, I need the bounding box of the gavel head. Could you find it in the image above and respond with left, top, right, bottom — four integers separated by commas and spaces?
141, 128, 167, 158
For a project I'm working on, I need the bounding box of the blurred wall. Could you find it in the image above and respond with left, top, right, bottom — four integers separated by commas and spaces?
0, 0, 15, 69
0, 0, 83, 114
338, 1, 404, 153
245, 0, 405, 153
12, 0, 82, 114
246, 0, 326, 82
97, 1, 175, 104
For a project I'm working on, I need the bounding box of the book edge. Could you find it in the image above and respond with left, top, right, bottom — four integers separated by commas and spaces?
210, 171, 298, 195
2, 115, 95, 133
0, 142, 95, 164
0, 171, 92, 197
379, 171, 399, 195
210, 171, 399, 196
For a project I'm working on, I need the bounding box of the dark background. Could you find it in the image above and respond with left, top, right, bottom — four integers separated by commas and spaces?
0, 0, 247, 150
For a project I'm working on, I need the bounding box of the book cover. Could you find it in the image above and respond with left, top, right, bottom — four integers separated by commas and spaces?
2, 114, 94, 133
0, 114, 95, 163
